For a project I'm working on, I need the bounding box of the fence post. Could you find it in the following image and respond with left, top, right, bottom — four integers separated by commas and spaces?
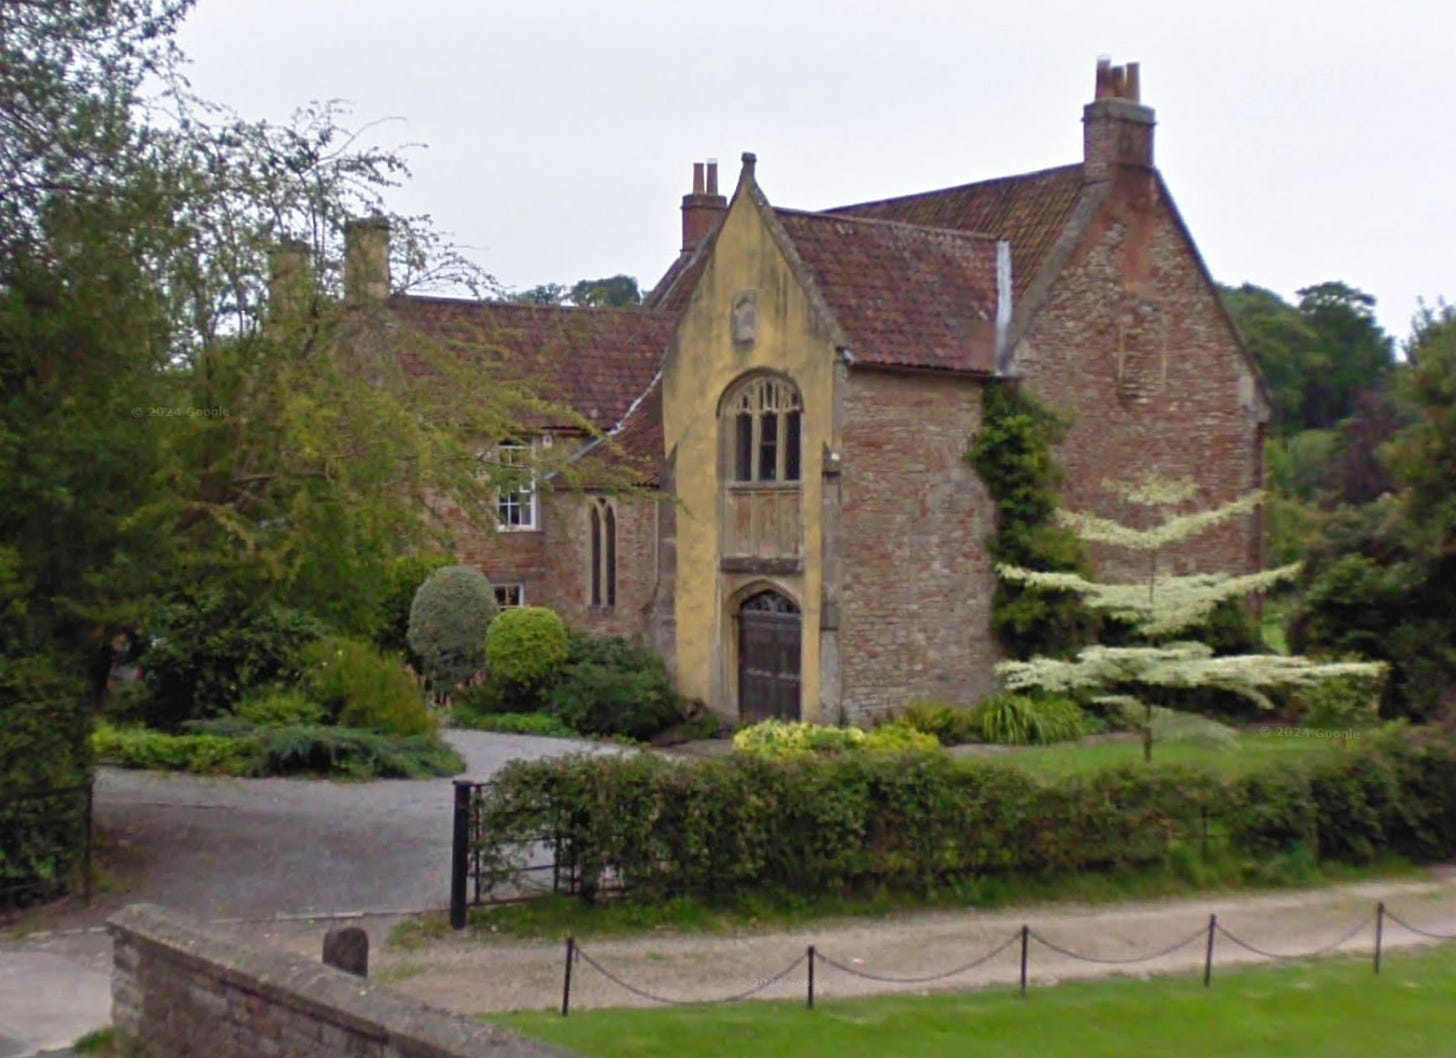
81, 780, 94, 906
806, 945, 816, 1009
1374, 902, 1385, 975
449, 780, 471, 930
1203, 914, 1217, 987
1019, 925, 1030, 997
561, 936, 575, 1017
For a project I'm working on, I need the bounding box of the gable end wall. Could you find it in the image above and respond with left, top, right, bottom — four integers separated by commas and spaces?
1015, 174, 1263, 581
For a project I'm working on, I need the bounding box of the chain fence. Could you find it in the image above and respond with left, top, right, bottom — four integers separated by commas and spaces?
552, 900, 1455, 1015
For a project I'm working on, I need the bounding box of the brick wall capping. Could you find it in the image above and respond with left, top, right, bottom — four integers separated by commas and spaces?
109, 903, 577, 1058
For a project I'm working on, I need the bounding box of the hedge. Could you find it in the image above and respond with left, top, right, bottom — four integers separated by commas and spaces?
475, 729, 1456, 903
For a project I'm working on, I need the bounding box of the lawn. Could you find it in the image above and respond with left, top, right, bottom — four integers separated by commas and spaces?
980, 730, 1359, 779
493, 943, 1456, 1058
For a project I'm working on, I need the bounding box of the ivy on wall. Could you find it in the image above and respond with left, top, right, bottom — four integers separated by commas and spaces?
968, 381, 1099, 659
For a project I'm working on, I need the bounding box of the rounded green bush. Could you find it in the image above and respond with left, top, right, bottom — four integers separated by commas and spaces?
864, 721, 941, 753
485, 606, 571, 691
407, 565, 499, 690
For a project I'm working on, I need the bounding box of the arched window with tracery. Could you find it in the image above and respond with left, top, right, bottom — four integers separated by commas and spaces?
589, 497, 616, 608
726, 375, 802, 483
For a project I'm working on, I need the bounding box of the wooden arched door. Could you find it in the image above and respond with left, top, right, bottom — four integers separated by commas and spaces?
737, 590, 801, 723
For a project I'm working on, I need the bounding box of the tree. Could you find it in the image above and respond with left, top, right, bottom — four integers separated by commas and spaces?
505, 274, 641, 308
996, 476, 1384, 761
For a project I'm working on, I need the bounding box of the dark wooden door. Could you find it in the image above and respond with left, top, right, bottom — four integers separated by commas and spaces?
738, 591, 801, 723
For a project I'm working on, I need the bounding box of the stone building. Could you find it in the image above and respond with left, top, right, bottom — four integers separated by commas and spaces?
340, 59, 1268, 727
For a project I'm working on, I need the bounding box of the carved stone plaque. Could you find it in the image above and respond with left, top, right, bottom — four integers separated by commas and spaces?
732, 291, 758, 348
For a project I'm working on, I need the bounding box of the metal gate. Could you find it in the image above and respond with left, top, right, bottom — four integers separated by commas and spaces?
737, 590, 801, 723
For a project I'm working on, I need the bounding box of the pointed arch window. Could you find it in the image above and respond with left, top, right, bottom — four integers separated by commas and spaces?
727, 376, 802, 483
589, 497, 616, 608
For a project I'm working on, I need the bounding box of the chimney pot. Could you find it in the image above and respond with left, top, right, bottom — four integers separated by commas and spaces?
1082, 58, 1155, 180
680, 158, 728, 252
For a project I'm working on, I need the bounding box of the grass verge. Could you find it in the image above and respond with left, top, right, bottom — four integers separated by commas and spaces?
981, 731, 1358, 779
492, 943, 1456, 1058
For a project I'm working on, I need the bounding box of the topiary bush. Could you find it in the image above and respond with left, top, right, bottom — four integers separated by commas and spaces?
300, 636, 433, 736
484, 606, 571, 706
407, 565, 498, 692
547, 631, 684, 740
377, 554, 453, 657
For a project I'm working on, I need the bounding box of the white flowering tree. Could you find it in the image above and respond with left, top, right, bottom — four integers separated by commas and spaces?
995, 476, 1385, 761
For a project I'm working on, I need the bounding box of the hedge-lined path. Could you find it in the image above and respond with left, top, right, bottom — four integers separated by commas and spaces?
347, 874, 1456, 1015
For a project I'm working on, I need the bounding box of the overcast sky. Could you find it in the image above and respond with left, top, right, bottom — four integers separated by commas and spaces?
175, 0, 1450, 342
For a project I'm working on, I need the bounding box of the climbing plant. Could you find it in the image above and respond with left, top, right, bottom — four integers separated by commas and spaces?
969, 381, 1098, 658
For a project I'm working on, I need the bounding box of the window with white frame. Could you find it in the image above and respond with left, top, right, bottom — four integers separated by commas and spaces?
494, 583, 525, 609
589, 498, 616, 608
727, 376, 803, 483
494, 442, 538, 530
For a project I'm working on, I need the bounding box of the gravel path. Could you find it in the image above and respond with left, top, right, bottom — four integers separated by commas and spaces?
358, 874, 1456, 1014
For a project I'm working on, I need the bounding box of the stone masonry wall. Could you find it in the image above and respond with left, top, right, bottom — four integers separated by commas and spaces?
837, 369, 1000, 722
1016, 171, 1264, 583
109, 904, 576, 1058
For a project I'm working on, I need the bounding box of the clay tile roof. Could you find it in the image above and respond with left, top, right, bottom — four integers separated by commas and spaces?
644, 240, 712, 314
383, 296, 674, 431
774, 209, 1001, 374
827, 164, 1085, 298
592, 375, 664, 486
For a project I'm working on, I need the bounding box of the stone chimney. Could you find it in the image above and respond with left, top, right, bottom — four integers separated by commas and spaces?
680, 160, 727, 251
1082, 58, 1155, 182
267, 238, 313, 321
344, 217, 391, 302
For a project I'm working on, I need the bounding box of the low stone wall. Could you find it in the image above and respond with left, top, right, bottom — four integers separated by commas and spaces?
109, 904, 577, 1058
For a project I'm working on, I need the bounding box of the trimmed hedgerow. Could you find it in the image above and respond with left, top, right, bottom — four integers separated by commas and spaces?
475, 729, 1456, 903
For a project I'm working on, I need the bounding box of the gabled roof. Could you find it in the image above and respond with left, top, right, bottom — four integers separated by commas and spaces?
772, 209, 1002, 375
828, 164, 1086, 299
383, 296, 674, 431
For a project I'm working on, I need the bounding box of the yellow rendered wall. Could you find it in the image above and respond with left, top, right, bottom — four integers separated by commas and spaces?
661, 191, 837, 722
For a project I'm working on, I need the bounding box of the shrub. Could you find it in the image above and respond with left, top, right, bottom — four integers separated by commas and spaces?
864, 722, 941, 753
452, 710, 579, 738
250, 725, 463, 779
92, 722, 464, 779
92, 723, 256, 776
236, 685, 326, 728
407, 565, 498, 691
1295, 673, 1382, 730
901, 701, 980, 745
548, 633, 684, 741
484, 606, 571, 704
128, 591, 323, 729
974, 693, 1087, 745
377, 554, 453, 656
300, 636, 433, 736
733, 720, 866, 760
